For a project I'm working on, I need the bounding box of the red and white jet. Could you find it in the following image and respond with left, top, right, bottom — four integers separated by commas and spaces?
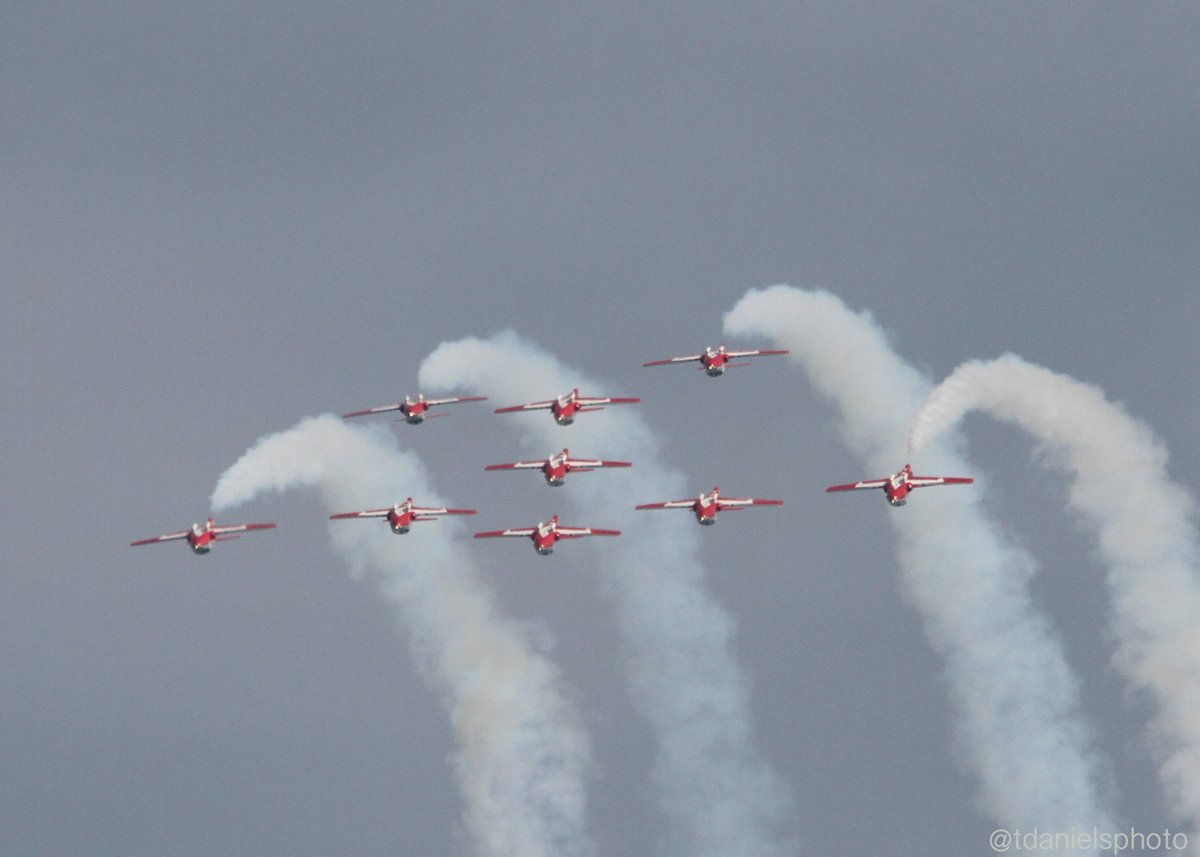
494, 388, 640, 426
130, 518, 277, 554
329, 498, 478, 534
635, 487, 783, 525
342, 393, 488, 424
642, 345, 790, 377
825, 464, 974, 507
484, 448, 632, 487
474, 514, 620, 555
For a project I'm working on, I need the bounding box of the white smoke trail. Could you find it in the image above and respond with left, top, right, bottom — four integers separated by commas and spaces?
723, 286, 1114, 837
212, 414, 594, 857
909, 354, 1200, 847
420, 331, 797, 857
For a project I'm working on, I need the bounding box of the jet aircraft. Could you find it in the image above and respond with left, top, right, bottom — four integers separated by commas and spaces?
494, 388, 639, 426
130, 518, 277, 554
642, 345, 789, 376
342, 393, 487, 424
484, 448, 632, 486
635, 487, 783, 525
825, 464, 974, 506
474, 514, 620, 555
329, 498, 478, 534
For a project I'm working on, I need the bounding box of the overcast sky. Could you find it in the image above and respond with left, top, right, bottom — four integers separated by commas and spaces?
2, 3, 1197, 856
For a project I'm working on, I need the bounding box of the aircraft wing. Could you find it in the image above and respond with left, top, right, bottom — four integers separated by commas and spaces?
330, 509, 392, 519
342, 403, 403, 418
715, 497, 784, 508
484, 460, 548, 471
555, 525, 621, 537
643, 353, 703, 367
574, 394, 640, 406
825, 479, 889, 493
474, 527, 537, 538
411, 506, 477, 517
634, 499, 697, 510
212, 522, 277, 535
566, 457, 632, 470
130, 529, 191, 546
723, 348, 789, 359
908, 475, 975, 488
494, 400, 556, 414
424, 395, 488, 407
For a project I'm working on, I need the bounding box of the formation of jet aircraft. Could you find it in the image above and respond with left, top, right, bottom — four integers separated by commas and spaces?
132, 344, 974, 556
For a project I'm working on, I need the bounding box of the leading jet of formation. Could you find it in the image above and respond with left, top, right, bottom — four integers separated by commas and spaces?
642, 345, 790, 376
484, 447, 632, 486
474, 515, 620, 555
130, 518, 277, 554
342, 393, 488, 424
825, 464, 974, 507
329, 498, 478, 534
494, 388, 640, 426
635, 487, 783, 525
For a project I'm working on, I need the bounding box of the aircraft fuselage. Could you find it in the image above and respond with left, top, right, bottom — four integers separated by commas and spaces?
187, 527, 215, 554
701, 352, 729, 376
694, 499, 720, 524
388, 508, 416, 533
400, 401, 428, 424
552, 401, 577, 425
885, 479, 912, 506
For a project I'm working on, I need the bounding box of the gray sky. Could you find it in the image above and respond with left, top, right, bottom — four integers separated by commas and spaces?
2, 3, 1197, 855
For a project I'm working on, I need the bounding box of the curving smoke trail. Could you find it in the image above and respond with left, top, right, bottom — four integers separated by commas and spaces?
909, 354, 1200, 849
212, 414, 595, 857
723, 286, 1114, 837
420, 331, 797, 857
